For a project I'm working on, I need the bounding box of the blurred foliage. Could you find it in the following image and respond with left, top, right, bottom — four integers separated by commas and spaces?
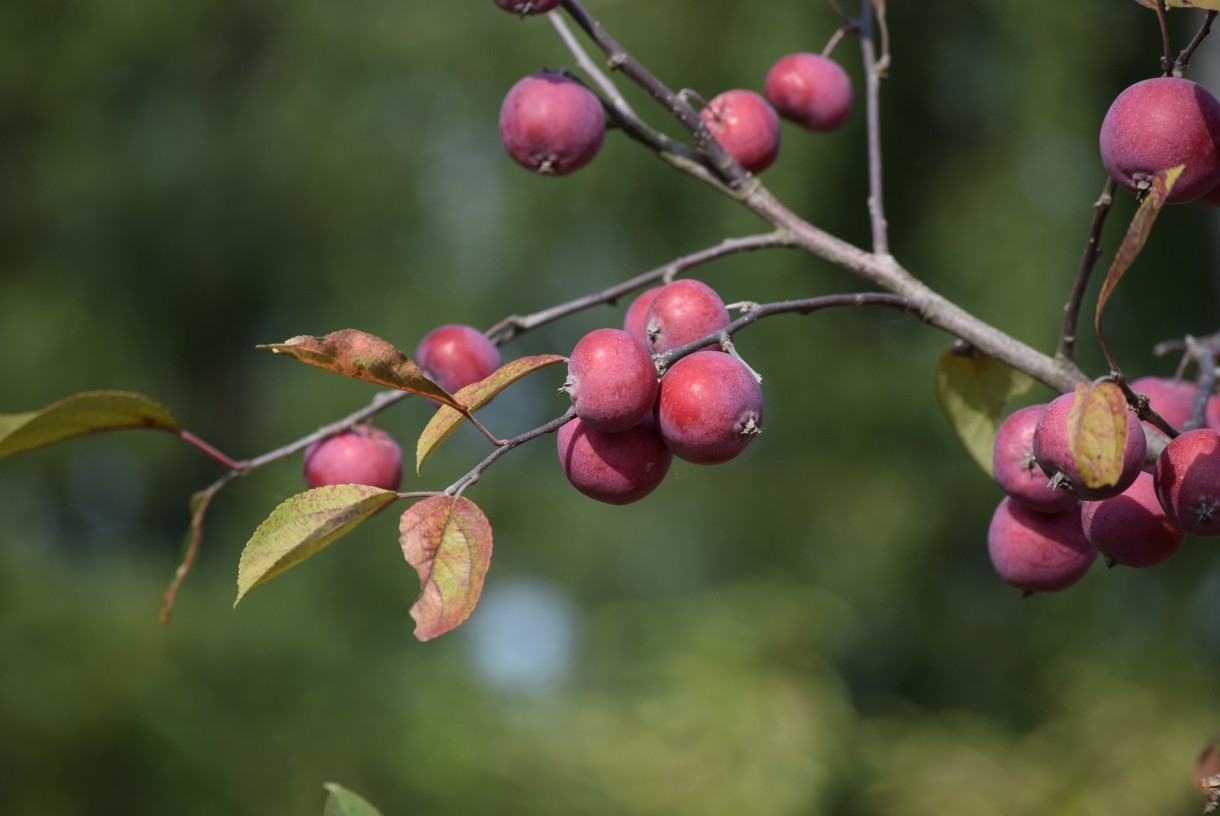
3, 0, 1220, 813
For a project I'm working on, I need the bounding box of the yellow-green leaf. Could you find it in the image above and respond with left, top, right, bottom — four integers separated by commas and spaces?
0, 390, 180, 458
259, 329, 460, 407
400, 495, 492, 642
323, 783, 384, 816
235, 484, 400, 605
1066, 381, 1129, 490
935, 344, 1035, 477
415, 354, 566, 473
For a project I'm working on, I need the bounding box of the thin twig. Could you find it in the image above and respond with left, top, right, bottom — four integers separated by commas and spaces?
1155, 0, 1174, 74
1175, 10, 1218, 75
485, 231, 795, 343
860, 0, 889, 255
1058, 178, 1116, 362
445, 409, 576, 497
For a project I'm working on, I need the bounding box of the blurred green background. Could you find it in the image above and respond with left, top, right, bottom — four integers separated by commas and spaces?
3, 0, 1220, 813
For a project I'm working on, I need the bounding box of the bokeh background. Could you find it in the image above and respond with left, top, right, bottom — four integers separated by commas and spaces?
3, 0, 1220, 813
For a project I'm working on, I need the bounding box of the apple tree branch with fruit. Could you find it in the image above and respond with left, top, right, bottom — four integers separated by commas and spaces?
7, 0, 1220, 808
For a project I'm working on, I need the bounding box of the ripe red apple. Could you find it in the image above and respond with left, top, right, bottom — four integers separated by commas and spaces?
557, 417, 672, 504
987, 497, 1096, 594
656, 351, 763, 464
1099, 76, 1220, 203
644, 278, 731, 354
992, 404, 1077, 513
303, 426, 403, 491
564, 328, 659, 433
699, 89, 781, 174
1154, 427, 1220, 537
1130, 375, 1196, 431
1080, 471, 1183, 568
415, 324, 502, 394
764, 52, 853, 132
1032, 391, 1146, 501
499, 71, 605, 176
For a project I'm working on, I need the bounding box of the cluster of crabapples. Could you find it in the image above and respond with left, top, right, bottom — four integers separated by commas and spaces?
494, 4, 853, 176
301, 282, 764, 506
988, 377, 1220, 595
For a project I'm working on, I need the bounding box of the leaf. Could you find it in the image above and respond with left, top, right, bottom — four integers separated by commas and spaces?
323, 782, 385, 816
1133, 0, 1220, 10
400, 495, 493, 641
1066, 381, 1129, 490
415, 354, 566, 473
935, 344, 1035, 477
235, 484, 400, 605
259, 328, 460, 407
1096, 164, 1183, 325
0, 390, 180, 458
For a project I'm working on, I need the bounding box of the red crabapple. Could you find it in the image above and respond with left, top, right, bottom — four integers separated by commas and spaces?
644, 278, 731, 354
987, 497, 1096, 594
564, 328, 659, 433
656, 351, 763, 464
764, 52, 853, 132
1081, 471, 1183, 568
1099, 77, 1220, 203
303, 425, 403, 491
1032, 391, 1146, 501
623, 286, 662, 350
1131, 375, 1196, 431
499, 71, 605, 176
493, 0, 561, 14
992, 404, 1077, 513
699, 89, 781, 174
415, 324, 502, 394
1154, 427, 1220, 537
556, 417, 672, 505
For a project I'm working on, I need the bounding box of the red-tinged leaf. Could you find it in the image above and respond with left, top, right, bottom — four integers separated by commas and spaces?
1195, 738, 1220, 793
1134, 0, 1220, 10
400, 495, 492, 641
235, 484, 400, 606
323, 782, 385, 816
258, 329, 460, 407
415, 354, 566, 473
935, 344, 1034, 476
0, 390, 180, 458
1066, 381, 1129, 490
1096, 164, 1183, 323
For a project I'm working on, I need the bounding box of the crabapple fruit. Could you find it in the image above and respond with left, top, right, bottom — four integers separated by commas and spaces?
1098, 76, 1220, 203
644, 278, 731, 354
556, 417, 672, 505
1032, 391, 1146, 501
564, 328, 659, 433
499, 71, 605, 176
699, 89, 781, 174
1080, 472, 1183, 568
1154, 427, 1220, 537
415, 324, 502, 394
992, 404, 1077, 513
493, 0, 561, 14
623, 286, 662, 350
656, 351, 763, 464
987, 497, 1096, 594
303, 426, 403, 491
764, 52, 853, 132
1131, 375, 1196, 431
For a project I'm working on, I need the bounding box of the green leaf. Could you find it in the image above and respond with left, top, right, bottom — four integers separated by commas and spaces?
323, 782, 384, 816
235, 484, 400, 606
400, 495, 493, 642
0, 390, 180, 458
259, 328, 461, 408
1134, 0, 1220, 10
1066, 381, 1129, 491
415, 354, 566, 473
935, 344, 1035, 477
